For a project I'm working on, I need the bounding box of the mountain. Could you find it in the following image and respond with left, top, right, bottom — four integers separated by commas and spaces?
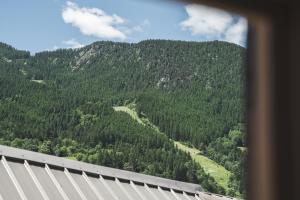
0, 40, 246, 197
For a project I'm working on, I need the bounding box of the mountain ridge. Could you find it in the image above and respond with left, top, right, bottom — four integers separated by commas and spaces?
0, 40, 246, 197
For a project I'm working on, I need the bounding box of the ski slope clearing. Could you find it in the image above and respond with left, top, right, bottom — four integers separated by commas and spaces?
113, 104, 232, 192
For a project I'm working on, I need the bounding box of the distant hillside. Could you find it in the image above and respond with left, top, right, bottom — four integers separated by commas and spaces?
0, 40, 246, 197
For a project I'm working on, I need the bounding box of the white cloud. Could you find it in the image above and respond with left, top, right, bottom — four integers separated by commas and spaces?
131, 19, 151, 33
62, 38, 84, 49
180, 4, 232, 35
62, 1, 126, 40
52, 45, 59, 51
45, 39, 84, 52
120, 19, 151, 36
180, 4, 247, 46
224, 18, 247, 46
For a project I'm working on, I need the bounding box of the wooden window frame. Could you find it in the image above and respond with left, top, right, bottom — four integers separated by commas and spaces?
181, 1, 299, 199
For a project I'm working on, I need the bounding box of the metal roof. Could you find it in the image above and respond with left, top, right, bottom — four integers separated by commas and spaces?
0, 144, 236, 200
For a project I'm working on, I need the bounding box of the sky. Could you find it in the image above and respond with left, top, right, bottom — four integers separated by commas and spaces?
0, 0, 247, 53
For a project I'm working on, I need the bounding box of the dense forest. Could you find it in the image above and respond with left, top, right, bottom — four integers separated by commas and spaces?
0, 40, 246, 197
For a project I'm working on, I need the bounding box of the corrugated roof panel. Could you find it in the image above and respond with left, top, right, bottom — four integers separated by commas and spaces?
102, 176, 132, 200
131, 182, 157, 200
116, 179, 142, 200
160, 187, 178, 199
69, 172, 99, 200
183, 192, 199, 200
172, 190, 192, 200
50, 167, 82, 200
0, 145, 237, 200
29, 164, 65, 200
7, 160, 44, 199
146, 185, 169, 199
0, 160, 22, 200
88, 175, 117, 199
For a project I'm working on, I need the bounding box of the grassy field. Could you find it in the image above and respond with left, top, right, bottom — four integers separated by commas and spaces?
113, 104, 232, 192
173, 141, 232, 192
113, 105, 144, 124
30, 79, 46, 84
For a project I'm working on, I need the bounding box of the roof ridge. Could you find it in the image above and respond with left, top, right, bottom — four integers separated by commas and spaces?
0, 144, 202, 194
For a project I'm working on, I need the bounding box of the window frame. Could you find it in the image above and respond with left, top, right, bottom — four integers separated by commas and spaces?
180, 1, 299, 199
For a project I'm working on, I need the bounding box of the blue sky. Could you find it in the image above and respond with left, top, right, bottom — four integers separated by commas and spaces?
0, 0, 247, 53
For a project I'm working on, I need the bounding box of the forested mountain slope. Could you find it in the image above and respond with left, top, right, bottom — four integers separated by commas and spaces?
0, 40, 246, 197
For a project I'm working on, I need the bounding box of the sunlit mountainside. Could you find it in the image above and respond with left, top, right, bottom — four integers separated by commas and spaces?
0, 40, 246, 197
